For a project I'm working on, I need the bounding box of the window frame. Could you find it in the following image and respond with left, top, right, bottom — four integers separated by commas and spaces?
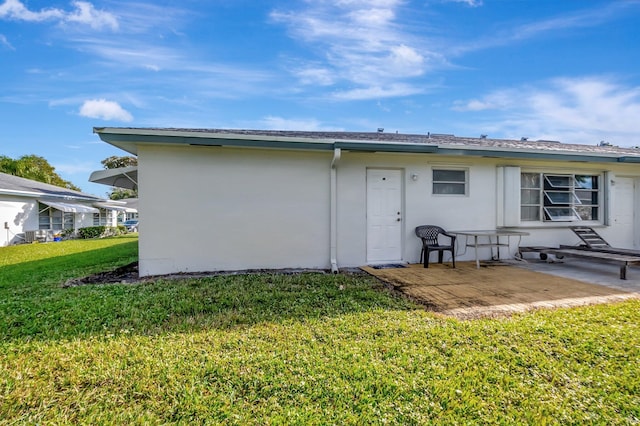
93, 208, 113, 226
432, 167, 469, 196
38, 202, 75, 230
520, 172, 601, 223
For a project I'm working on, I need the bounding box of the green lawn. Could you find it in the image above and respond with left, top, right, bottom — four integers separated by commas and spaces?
1, 237, 638, 424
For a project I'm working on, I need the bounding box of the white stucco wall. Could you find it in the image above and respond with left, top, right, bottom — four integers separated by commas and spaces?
0, 197, 37, 246
135, 143, 640, 276
137, 145, 332, 276
335, 154, 640, 267
75, 212, 96, 230
335, 153, 503, 267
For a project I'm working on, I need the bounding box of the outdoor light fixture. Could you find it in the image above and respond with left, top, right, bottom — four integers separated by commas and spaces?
411, 173, 419, 181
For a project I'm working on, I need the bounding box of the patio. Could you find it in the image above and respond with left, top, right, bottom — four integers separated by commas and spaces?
361, 261, 640, 320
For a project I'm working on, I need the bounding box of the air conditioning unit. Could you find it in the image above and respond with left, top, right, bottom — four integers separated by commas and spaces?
24, 230, 50, 243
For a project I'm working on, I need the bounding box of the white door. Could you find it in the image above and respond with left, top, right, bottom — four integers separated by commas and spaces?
613, 177, 636, 248
366, 169, 403, 263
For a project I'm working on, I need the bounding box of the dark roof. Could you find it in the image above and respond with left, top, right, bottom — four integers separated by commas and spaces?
0, 172, 101, 200
208, 129, 638, 154
94, 127, 640, 162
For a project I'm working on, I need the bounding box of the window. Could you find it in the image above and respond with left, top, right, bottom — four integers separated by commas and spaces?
521, 173, 600, 222
433, 169, 467, 195
93, 209, 112, 226
38, 203, 75, 230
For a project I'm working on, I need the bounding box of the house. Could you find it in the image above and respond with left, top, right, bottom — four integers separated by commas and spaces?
91, 128, 640, 277
0, 172, 133, 246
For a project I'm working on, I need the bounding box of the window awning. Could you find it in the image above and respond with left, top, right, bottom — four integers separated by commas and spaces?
93, 202, 136, 212
89, 166, 138, 190
39, 200, 99, 213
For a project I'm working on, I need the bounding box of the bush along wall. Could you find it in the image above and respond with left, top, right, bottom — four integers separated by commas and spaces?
77, 225, 127, 239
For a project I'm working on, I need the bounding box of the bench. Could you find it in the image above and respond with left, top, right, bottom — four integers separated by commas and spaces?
518, 246, 640, 280
559, 244, 640, 257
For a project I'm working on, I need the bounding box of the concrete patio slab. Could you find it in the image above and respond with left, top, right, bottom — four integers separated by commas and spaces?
361, 261, 639, 319
510, 256, 640, 292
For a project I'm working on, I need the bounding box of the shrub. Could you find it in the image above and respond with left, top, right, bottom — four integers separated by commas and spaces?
61, 228, 76, 239
77, 226, 127, 239
78, 226, 106, 239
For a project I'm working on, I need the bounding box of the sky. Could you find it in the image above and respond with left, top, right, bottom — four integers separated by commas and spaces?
1, 0, 640, 196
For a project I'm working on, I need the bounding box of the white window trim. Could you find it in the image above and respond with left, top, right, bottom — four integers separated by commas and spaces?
38, 203, 75, 230
431, 167, 469, 196
93, 208, 113, 226
521, 171, 602, 224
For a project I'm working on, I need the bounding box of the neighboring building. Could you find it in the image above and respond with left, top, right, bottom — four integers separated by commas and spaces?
117, 198, 139, 222
92, 128, 640, 277
0, 172, 133, 246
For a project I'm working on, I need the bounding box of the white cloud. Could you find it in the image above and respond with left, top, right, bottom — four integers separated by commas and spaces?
79, 99, 133, 122
453, 2, 634, 55
0, 33, 13, 49
348, 7, 395, 26
270, 0, 439, 99
452, 77, 640, 146
259, 116, 341, 131
452, 90, 515, 111
54, 162, 95, 174
0, 0, 64, 22
334, 0, 402, 7
388, 44, 424, 76
444, 0, 482, 7
0, 0, 118, 30
293, 67, 335, 86
332, 83, 425, 100
65, 1, 118, 31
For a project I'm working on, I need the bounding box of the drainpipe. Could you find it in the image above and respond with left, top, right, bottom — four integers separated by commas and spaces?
330, 147, 341, 273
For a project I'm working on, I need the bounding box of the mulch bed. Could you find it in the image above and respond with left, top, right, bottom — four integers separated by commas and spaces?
62, 262, 140, 287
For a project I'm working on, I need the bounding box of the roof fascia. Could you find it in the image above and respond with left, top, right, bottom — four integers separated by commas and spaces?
617, 156, 640, 163
434, 147, 625, 163
93, 128, 640, 164
0, 188, 101, 201
335, 141, 438, 153
94, 128, 336, 152
0, 188, 43, 198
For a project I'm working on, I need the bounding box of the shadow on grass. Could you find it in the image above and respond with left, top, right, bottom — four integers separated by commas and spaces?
1, 243, 416, 343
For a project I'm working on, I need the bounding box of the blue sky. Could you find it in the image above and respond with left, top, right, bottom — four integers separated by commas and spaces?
2, 0, 640, 196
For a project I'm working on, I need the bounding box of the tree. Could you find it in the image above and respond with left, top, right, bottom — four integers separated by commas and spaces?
101, 155, 138, 200
101, 155, 138, 169
0, 156, 18, 175
0, 155, 81, 191
109, 188, 137, 200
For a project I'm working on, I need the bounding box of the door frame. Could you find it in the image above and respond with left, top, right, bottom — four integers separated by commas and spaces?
614, 175, 640, 248
365, 168, 405, 263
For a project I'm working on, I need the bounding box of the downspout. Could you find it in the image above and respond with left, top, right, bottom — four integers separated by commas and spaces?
330, 147, 342, 273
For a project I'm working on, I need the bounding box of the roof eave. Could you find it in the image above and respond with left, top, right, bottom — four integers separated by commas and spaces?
93, 128, 640, 163
94, 127, 336, 153
0, 188, 101, 201
617, 156, 640, 163
434, 146, 628, 163
89, 166, 138, 190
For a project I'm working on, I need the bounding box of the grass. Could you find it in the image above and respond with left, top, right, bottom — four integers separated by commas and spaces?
1, 237, 639, 424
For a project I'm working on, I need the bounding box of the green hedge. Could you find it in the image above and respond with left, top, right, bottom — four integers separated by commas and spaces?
77, 225, 127, 239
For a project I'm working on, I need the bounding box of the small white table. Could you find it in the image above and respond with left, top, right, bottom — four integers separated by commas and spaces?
450, 230, 530, 268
